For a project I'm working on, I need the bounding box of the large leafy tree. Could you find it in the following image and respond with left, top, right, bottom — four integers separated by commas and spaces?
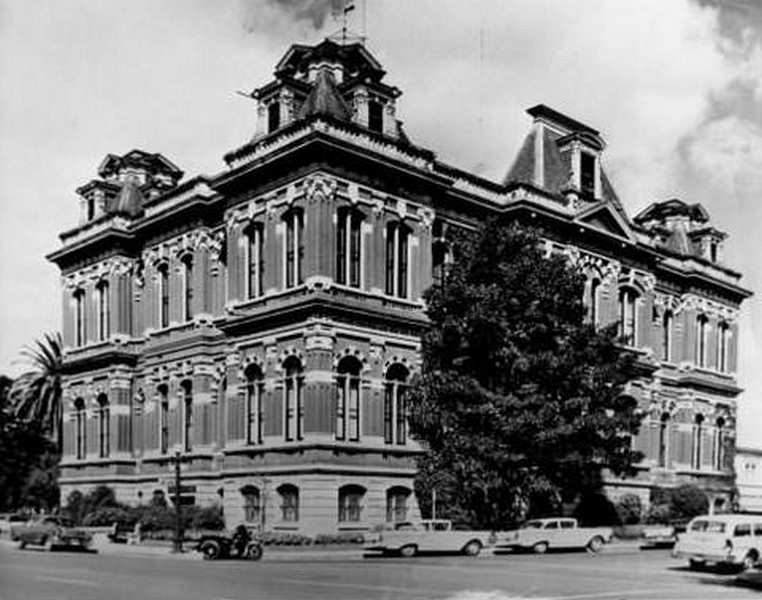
11, 332, 65, 450
408, 221, 641, 529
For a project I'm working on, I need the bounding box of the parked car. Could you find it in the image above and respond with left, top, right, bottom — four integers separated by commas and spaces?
673, 514, 762, 571
13, 516, 92, 551
195, 524, 263, 561
364, 519, 495, 557
496, 518, 612, 554
0, 513, 28, 540
640, 524, 677, 549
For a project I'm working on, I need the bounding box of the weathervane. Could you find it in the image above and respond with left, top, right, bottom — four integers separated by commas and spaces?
330, 0, 365, 46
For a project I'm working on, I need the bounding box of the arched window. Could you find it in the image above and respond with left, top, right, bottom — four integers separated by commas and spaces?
384, 364, 409, 445
657, 412, 670, 468
385, 222, 409, 298
182, 255, 194, 322
661, 310, 673, 362
241, 485, 261, 524
97, 393, 110, 458
715, 417, 726, 471
158, 263, 170, 328
74, 397, 86, 459
283, 209, 304, 289
386, 486, 411, 523
696, 315, 709, 368
336, 357, 362, 442
74, 289, 86, 347
693, 414, 705, 470
182, 380, 193, 452
245, 365, 264, 445
278, 484, 299, 522
246, 223, 264, 299
336, 208, 363, 288
158, 384, 169, 455
96, 281, 109, 341
283, 357, 303, 442
618, 288, 638, 346
717, 322, 729, 373
338, 484, 366, 523
587, 278, 601, 325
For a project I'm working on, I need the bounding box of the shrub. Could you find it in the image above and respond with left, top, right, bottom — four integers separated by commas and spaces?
314, 532, 365, 545
615, 493, 642, 525
189, 506, 225, 531
573, 492, 620, 526
259, 531, 313, 546
644, 503, 671, 525
82, 506, 135, 528
669, 484, 708, 522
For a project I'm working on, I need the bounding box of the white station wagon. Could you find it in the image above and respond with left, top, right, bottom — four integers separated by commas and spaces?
673, 514, 762, 571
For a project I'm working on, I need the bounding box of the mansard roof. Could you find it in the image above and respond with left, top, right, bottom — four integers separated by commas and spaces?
275, 39, 385, 82
299, 68, 352, 122
633, 198, 709, 225
112, 177, 145, 218
98, 150, 183, 182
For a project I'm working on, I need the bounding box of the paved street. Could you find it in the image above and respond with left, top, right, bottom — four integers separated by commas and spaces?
0, 544, 759, 600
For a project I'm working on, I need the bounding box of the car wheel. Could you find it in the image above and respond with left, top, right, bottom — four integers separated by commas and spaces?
532, 541, 549, 555
245, 542, 263, 561
587, 536, 604, 553
399, 544, 417, 558
741, 552, 758, 572
688, 559, 705, 571
43, 536, 55, 552
17, 540, 26, 550
200, 540, 222, 560
462, 540, 482, 557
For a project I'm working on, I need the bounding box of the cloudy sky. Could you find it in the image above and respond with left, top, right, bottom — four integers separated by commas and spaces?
1, 0, 760, 445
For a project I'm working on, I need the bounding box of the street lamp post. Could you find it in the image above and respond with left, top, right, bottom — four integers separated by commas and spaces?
172, 449, 183, 553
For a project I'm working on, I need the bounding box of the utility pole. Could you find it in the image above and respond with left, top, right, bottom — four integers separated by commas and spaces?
172, 449, 183, 553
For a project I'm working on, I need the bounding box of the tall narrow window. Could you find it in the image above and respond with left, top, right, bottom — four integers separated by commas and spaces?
661, 310, 673, 362
268, 101, 281, 132
336, 208, 362, 288
182, 380, 193, 452
86, 197, 95, 221
384, 364, 409, 445
246, 224, 264, 299
386, 487, 411, 523
385, 223, 409, 298
336, 357, 362, 442
715, 417, 726, 471
338, 485, 365, 523
241, 486, 260, 524
74, 397, 86, 460
587, 278, 600, 325
696, 315, 709, 368
158, 264, 169, 328
96, 281, 109, 341
284, 210, 304, 289
159, 384, 169, 455
245, 365, 264, 445
717, 322, 729, 373
368, 100, 383, 133
693, 414, 705, 470
283, 357, 303, 441
278, 484, 299, 522
657, 412, 669, 468
182, 255, 194, 322
618, 288, 638, 346
580, 151, 596, 196
97, 394, 110, 458
74, 289, 86, 347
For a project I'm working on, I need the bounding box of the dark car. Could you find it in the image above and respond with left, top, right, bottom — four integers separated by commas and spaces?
196, 524, 263, 561
13, 516, 92, 551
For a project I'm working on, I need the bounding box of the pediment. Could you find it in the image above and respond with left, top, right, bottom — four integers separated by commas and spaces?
575, 202, 635, 242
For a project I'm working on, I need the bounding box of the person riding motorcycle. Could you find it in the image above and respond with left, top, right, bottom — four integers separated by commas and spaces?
231, 524, 251, 556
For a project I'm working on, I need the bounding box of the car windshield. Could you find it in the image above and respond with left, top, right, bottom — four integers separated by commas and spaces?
522, 521, 544, 529
690, 520, 726, 533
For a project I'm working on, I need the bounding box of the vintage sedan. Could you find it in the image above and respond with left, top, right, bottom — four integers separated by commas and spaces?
13, 516, 92, 551
496, 518, 612, 554
364, 519, 495, 557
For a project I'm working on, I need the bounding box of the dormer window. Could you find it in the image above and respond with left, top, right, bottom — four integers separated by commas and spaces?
368, 100, 383, 133
709, 240, 718, 263
268, 101, 281, 133
580, 151, 596, 197
86, 196, 95, 221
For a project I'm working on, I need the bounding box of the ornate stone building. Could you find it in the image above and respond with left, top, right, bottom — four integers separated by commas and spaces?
49, 39, 751, 534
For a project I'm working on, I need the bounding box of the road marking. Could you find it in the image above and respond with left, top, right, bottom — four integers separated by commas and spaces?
35, 575, 98, 587
542, 589, 673, 600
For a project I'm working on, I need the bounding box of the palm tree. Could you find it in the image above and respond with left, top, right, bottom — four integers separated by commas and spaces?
11, 332, 64, 451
